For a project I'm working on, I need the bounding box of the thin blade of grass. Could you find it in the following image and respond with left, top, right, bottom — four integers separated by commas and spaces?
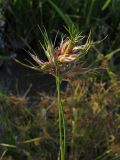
86, 0, 95, 26
22, 137, 41, 144
48, 0, 73, 27
0, 143, 16, 148
15, 59, 40, 71
0, 150, 8, 160
105, 48, 120, 60
102, 0, 111, 11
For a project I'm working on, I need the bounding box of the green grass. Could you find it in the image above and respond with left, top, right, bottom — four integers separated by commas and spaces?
0, 46, 120, 159
0, 65, 120, 159
1, 0, 120, 53
0, 0, 120, 159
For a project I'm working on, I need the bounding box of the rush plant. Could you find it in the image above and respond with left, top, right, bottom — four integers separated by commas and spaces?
16, 25, 94, 160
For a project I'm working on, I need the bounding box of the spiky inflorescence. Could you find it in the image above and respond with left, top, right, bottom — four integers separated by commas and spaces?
27, 27, 94, 79
16, 26, 94, 79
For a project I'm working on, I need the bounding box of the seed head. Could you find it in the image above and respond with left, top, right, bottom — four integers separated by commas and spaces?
18, 27, 94, 79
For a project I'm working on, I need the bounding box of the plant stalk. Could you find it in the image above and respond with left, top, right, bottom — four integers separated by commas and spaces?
56, 72, 66, 160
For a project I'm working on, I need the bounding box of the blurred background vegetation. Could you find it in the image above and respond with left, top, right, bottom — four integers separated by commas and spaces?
0, 0, 120, 160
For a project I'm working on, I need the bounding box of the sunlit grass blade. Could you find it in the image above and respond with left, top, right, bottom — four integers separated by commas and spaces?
15, 59, 40, 71
0, 150, 8, 160
102, 0, 111, 10
105, 48, 120, 61
95, 150, 112, 160
0, 143, 16, 148
22, 137, 41, 144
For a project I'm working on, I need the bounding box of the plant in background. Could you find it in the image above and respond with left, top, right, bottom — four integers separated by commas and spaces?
16, 25, 93, 160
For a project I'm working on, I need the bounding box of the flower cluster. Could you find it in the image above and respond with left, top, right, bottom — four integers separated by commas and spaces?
28, 30, 93, 79
16, 27, 93, 79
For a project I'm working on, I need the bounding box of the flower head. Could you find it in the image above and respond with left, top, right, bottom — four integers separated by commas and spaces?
16, 26, 94, 79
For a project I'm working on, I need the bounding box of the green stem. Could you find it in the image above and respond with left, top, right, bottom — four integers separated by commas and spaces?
56, 73, 66, 160
61, 103, 66, 155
